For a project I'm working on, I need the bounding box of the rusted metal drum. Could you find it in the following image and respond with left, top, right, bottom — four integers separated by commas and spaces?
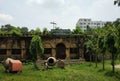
9, 60, 22, 72
3, 58, 22, 73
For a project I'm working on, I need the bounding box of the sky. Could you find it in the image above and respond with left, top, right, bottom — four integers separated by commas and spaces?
0, 0, 120, 31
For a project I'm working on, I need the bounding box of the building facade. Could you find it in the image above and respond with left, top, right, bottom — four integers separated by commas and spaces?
0, 33, 86, 61
76, 18, 106, 31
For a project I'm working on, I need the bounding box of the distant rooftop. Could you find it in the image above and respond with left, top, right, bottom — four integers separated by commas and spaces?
51, 29, 71, 35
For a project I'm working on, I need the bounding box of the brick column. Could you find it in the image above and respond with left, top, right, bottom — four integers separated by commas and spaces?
52, 48, 56, 58
21, 40, 25, 58
66, 48, 70, 59
6, 40, 12, 57
79, 48, 85, 61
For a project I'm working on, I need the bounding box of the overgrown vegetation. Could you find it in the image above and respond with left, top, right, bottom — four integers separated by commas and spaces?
29, 28, 44, 69
0, 18, 120, 75
85, 18, 120, 73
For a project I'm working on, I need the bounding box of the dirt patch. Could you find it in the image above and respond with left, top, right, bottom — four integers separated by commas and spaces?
115, 64, 120, 68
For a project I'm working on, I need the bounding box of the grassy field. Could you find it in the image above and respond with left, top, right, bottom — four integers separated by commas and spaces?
0, 61, 120, 81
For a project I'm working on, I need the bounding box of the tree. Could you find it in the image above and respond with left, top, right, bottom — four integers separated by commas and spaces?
93, 28, 102, 68
29, 27, 41, 35
42, 27, 49, 35
106, 34, 117, 73
9, 27, 22, 36
29, 29, 44, 69
0, 24, 22, 36
86, 37, 94, 65
1, 24, 14, 33
0, 29, 5, 35
73, 26, 83, 34
98, 36, 107, 70
21, 27, 28, 34
34, 27, 41, 35
29, 29, 35, 34
85, 25, 93, 34
114, 0, 120, 6
114, 19, 120, 61
106, 25, 118, 73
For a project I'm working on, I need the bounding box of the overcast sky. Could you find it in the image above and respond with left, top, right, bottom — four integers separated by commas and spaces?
0, 0, 120, 30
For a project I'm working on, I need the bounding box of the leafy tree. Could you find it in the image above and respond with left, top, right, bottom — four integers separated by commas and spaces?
35, 27, 41, 35
0, 24, 22, 36
114, 19, 120, 61
105, 25, 118, 73
0, 29, 5, 35
98, 36, 107, 70
85, 25, 93, 34
42, 27, 49, 35
92, 28, 101, 68
29, 29, 35, 34
114, 0, 120, 6
29, 28, 44, 69
29, 28, 41, 35
95, 27, 107, 70
73, 26, 83, 34
1, 24, 14, 33
113, 18, 120, 27
86, 37, 94, 65
21, 27, 28, 34
9, 27, 22, 36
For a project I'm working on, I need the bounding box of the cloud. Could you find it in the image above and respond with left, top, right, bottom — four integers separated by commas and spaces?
0, 0, 119, 30
0, 13, 14, 24
26, 0, 65, 9
86, 0, 120, 21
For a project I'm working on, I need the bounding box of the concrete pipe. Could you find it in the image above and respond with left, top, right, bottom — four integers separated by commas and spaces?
47, 57, 56, 66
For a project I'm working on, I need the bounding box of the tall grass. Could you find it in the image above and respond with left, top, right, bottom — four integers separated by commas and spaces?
0, 61, 120, 81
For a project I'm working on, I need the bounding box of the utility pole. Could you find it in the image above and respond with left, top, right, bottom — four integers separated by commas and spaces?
50, 22, 57, 29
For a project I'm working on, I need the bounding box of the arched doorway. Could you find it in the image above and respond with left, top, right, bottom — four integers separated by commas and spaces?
56, 43, 66, 59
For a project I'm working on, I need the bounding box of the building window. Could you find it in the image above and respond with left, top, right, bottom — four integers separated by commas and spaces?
0, 49, 6, 54
70, 48, 78, 54
12, 49, 21, 55
44, 48, 52, 54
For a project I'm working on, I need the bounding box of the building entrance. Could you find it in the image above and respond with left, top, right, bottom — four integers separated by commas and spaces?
56, 43, 66, 59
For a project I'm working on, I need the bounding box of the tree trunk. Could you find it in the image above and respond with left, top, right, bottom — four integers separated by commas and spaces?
89, 52, 92, 65
102, 53, 105, 70
111, 53, 115, 73
95, 53, 98, 68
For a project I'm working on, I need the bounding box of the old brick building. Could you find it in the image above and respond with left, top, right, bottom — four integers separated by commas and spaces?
0, 33, 86, 61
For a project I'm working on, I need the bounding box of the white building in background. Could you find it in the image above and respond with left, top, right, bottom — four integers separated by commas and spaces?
76, 18, 106, 31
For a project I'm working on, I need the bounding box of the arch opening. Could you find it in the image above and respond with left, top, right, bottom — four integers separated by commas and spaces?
56, 43, 66, 59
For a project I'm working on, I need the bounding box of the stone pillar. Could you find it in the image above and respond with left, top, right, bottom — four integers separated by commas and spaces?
21, 40, 25, 58
79, 48, 85, 61
79, 48, 84, 58
6, 40, 12, 57
6, 49, 11, 57
21, 40, 25, 49
66, 48, 70, 59
52, 48, 56, 58
21, 50, 26, 59
13, 40, 18, 48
